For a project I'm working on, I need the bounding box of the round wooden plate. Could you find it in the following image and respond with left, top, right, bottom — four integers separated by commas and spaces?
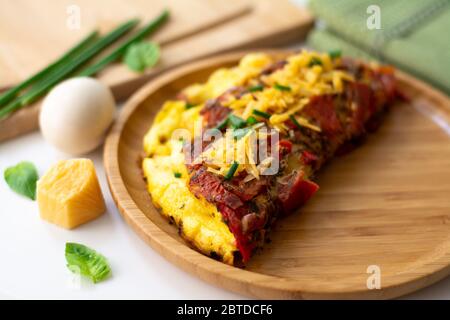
104, 50, 450, 299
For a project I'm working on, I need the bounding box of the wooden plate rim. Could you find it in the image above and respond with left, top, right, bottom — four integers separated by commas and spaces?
104, 49, 450, 299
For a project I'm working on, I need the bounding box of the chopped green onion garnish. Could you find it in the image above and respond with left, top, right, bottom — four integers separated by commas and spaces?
328, 49, 342, 59
174, 172, 182, 178
289, 115, 302, 130
215, 118, 228, 130
252, 109, 271, 119
224, 162, 239, 180
274, 83, 291, 91
185, 102, 197, 109
246, 116, 258, 125
308, 57, 323, 67
232, 128, 250, 140
248, 84, 264, 92
228, 114, 246, 129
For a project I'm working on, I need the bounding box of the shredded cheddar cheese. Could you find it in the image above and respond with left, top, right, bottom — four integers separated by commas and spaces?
216, 50, 354, 130
176, 50, 354, 179
194, 126, 275, 180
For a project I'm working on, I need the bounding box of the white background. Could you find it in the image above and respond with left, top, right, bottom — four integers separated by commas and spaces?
2, 132, 450, 300
1, 0, 449, 300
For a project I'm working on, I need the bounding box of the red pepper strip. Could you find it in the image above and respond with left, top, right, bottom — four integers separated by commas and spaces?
278, 139, 293, 155
301, 150, 318, 166
217, 204, 255, 263
277, 171, 319, 214
302, 95, 342, 135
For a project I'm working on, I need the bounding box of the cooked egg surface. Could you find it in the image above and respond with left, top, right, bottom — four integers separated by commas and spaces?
182, 53, 274, 105
143, 101, 238, 264
143, 51, 361, 264
143, 101, 202, 156
143, 142, 236, 264
142, 53, 277, 264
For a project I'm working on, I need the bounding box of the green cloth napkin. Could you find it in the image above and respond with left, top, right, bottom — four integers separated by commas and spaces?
307, 0, 450, 96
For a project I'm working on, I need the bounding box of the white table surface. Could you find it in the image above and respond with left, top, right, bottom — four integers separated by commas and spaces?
2, 127, 450, 300
1, 0, 450, 301
0, 132, 243, 300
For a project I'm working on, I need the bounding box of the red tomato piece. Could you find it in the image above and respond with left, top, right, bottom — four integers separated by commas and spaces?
277, 171, 319, 214
301, 150, 318, 166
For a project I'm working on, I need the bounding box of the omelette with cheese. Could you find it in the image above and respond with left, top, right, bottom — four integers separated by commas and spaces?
143, 51, 398, 265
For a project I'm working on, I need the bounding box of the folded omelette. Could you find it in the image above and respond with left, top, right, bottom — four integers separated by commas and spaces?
142, 51, 398, 265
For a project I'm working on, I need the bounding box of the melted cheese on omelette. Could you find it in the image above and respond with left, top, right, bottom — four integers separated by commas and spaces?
142, 104, 237, 264
142, 54, 275, 264
143, 51, 355, 264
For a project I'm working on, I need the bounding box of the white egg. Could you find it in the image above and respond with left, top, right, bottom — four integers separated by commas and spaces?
39, 77, 115, 155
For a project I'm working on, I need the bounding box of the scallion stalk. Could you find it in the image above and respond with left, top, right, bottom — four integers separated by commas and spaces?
0, 31, 98, 107
78, 9, 169, 77
0, 19, 139, 119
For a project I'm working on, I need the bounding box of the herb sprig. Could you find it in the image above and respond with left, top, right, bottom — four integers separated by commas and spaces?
65, 243, 111, 283
79, 10, 169, 76
0, 19, 139, 119
0, 9, 170, 120
4, 161, 39, 200
0, 31, 98, 107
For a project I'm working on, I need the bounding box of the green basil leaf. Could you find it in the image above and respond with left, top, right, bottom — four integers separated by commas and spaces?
124, 41, 160, 73
4, 161, 38, 200
65, 243, 111, 283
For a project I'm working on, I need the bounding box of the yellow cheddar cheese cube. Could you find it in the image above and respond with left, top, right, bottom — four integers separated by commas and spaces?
37, 159, 106, 229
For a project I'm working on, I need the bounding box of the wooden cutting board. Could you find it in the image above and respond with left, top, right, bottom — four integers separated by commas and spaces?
0, 0, 313, 142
